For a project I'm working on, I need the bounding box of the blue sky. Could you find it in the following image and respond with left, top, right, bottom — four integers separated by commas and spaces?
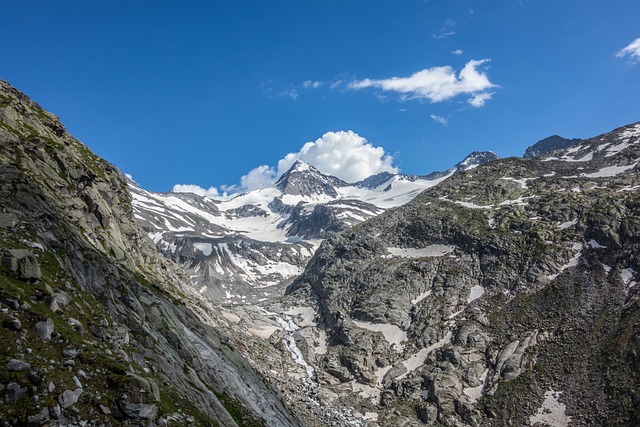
2, 1, 639, 195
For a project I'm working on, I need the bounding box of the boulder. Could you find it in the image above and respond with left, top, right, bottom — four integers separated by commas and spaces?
58, 388, 83, 408
7, 358, 31, 371
27, 407, 49, 427
1, 249, 41, 280
5, 382, 27, 404
34, 318, 54, 341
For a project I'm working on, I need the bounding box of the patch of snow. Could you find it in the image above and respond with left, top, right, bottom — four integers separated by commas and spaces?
580, 162, 638, 178
351, 381, 381, 404
363, 412, 379, 422
193, 242, 213, 256
463, 369, 488, 404
467, 285, 485, 303
588, 239, 606, 249
375, 365, 392, 387
352, 320, 407, 351
622, 268, 636, 288
618, 124, 640, 140
397, 331, 453, 379
411, 290, 432, 305
386, 244, 456, 258
605, 142, 631, 157
499, 195, 536, 206
618, 185, 640, 192
26, 241, 44, 251
247, 326, 280, 339
454, 200, 494, 209
557, 219, 577, 229
220, 310, 241, 323
285, 307, 316, 327
501, 177, 534, 189
574, 152, 593, 162
529, 389, 572, 427
548, 243, 583, 280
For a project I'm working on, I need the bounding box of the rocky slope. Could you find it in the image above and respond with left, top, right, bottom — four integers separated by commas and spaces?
131, 152, 498, 304
0, 81, 301, 426
279, 122, 640, 425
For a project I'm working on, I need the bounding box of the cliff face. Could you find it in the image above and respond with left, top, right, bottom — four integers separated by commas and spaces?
285, 123, 640, 425
0, 81, 298, 427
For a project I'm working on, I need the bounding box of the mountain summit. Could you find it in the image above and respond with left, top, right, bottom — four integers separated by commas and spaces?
274, 160, 346, 197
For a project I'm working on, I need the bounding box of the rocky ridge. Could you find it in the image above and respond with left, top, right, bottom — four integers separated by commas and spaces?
277, 121, 640, 425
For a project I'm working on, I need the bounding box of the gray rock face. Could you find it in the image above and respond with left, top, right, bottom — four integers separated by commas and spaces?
1, 248, 41, 280
0, 80, 300, 426
117, 396, 158, 420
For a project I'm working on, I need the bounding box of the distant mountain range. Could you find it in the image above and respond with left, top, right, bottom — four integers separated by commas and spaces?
129, 151, 500, 303
130, 134, 583, 305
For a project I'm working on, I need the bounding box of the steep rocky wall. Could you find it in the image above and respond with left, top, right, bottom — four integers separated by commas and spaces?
0, 81, 299, 426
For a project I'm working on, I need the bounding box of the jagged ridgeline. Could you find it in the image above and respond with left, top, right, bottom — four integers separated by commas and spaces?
0, 81, 299, 426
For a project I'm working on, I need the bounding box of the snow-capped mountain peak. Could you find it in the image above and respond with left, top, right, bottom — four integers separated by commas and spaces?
274, 160, 346, 197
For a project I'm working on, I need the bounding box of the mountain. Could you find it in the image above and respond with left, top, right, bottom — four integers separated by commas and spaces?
0, 81, 299, 426
523, 134, 583, 158
131, 152, 499, 304
277, 121, 640, 425
356, 151, 499, 190
274, 160, 347, 197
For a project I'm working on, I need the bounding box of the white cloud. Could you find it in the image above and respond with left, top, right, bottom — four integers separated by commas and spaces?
172, 132, 398, 196
468, 92, 493, 107
237, 131, 398, 190
348, 59, 496, 106
240, 165, 277, 191
430, 114, 448, 125
616, 37, 640, 62
452, 49, 464, 55
281, 131, 397, 183
172, 184, 223, 199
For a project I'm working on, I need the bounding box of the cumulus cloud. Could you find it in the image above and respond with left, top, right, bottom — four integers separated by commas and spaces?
173, 131, 398, 196
236, 131, 398, 191
468, 92, 493, 107
281, 131, 397, 182
348, 59, 496, 106
616, 37, 640, 63
452, 49, 464, 55
240, 165, 277, 191
172, 184, 224, 199
430, 114, 448, 125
